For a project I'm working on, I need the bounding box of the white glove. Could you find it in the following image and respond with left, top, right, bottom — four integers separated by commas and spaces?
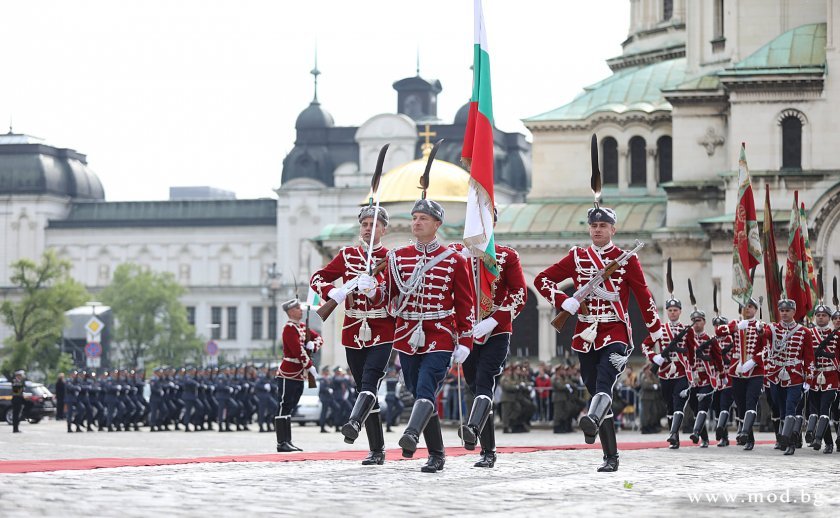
737, 319, 750, 331
739, 359, 756, 373
305, 341, 315, 352
458, 247, 473, 260
263, 383, 270, 391
561, 297, 580, 315
308, 366, 318, 378
357, 273, 376, 297
328, 286, 348, 304
653, 354, 665, 366
652, 384, 659, 390
472, 317, 498, 339
755, 321, 764, 333
802, 382, 810, 391
452, 344, 470, 364
679, 389, 689, 399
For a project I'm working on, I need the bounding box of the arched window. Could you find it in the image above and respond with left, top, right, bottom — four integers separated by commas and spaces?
657, 136, 673, 184
663, 0, 673, 21
602, 137, 618, 185
629, 136, 647, 186
781, 114, 802, 170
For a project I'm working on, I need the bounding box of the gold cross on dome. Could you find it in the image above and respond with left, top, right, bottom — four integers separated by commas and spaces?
419, 124, 437, 155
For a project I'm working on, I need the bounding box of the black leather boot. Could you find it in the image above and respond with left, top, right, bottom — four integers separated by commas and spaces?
824, 427, 834, 454
667, 411, 684, 449
420, 414, 446, 473
793, 415, 804, 448
700, 426, 709, 448
804, 414, 818, 445
715, 410, 728, 441
781, 415, 796, 455
690, 411, 707, 445
597, 417, 619, 472
460, 395, 492, 451
361, 412, 385, 466
738, 410, 756, 447
275, 416, 302, 452
398, 399, 435, 458
474, 411, 497, 468
813, 415, 829, 451
342, 391, 377, 445
579, 392, 612, 445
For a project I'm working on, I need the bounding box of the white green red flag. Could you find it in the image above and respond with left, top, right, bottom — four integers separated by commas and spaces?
462, 0, 498, 318
785, 191, 811, 321
799, 202, 818, 316
731, 143, 762, 306
306, 288, 322, 308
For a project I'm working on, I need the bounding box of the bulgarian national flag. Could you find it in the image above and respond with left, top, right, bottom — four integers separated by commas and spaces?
731, 143, 762, 306
462, 0, 498, 318
306, 288, 322, 308
761, 185, 782, 323
799, 201, 818, 316
785, 191, 811, 321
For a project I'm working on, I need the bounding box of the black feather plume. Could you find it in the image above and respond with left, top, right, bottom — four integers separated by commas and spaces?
666, 257, 674, 296
590, 134, 601, 204
688, 279, 696, 308
833, 276, 838, 307
713, 283, 719, 314
817, 267, 823, 302
419, 139, 443, 200
370, 143, 389, 200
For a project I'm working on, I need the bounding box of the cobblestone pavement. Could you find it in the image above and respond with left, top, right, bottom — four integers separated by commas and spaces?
1, 420, 838, 516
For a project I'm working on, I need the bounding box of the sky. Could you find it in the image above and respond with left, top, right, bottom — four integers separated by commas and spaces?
0, 0, 630, 201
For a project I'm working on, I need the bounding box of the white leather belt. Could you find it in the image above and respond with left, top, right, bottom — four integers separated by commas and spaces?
578, 313, 620, 323
283, 358, 301, 364
397, 309, 454, 320
817, 366, 837, 372
346, 308, 389, 319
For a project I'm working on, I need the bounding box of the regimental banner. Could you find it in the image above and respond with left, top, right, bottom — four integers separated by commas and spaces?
731, 143, 762, 306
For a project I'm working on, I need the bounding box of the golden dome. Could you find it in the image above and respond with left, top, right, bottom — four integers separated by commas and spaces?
372, 151, 470, 204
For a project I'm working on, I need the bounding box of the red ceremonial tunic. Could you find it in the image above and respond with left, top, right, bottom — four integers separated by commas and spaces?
534, 242, 662, 353
310, 244, 395, 348
809, 325, 840, 390
641, 321, 692, 380
449, 243, 527, 344
765, 322, 814, 387
716, 332, 735, 388
377, 240, 474, 355
716, 319, 768, 379
686, 330, 725, 388
276, 320, 323, 381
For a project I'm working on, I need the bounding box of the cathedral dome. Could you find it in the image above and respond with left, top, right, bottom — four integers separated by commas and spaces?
375, 146, 469, 203
295, 101, 335, 130
0, 132, 105, 200
454, 101, 471, 124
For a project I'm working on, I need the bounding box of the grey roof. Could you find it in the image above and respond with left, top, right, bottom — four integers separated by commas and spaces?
295, 101, 335, 130
47, 199, 276, 229
0, 134, 105, 200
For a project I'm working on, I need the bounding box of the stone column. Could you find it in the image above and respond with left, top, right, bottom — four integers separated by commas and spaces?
647, 147, 658, 194
618, 146, 629, 194
538, 304, 555, 363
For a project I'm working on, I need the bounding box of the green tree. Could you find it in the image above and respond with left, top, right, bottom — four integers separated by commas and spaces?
100, 264, 202, 366
0, 250, 89, 378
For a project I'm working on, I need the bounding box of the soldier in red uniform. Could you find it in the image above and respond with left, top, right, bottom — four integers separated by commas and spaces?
712, 314, 735, 447
642, 294, 693, 450
361, 197, 474, 473
766, 298, 814, 455
535, 205, 662, 472
310, 206, 394, 465
685, 309, 725, 448
451, 209, 527, 469
274, 298, 323, 452
716, 299, 767, 451
806, 302, 838, 453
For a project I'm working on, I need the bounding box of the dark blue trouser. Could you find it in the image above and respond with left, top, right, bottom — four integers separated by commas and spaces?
689, 384, 714, 414
810, 390, 837, 416
385, 395, 403, 426
399, 351, 453, 402
733, 376, 763, 419
277, 378, 305, 417
716, 386, 734, 414
257, 394, 272, 425
660, 376, 689, 417
770, 383, 803, 418
149, 399, 162, 427
577, 341, 628, 397
182, 396, 196, 425
346, 342, 393, 409
463, 333, 509, 399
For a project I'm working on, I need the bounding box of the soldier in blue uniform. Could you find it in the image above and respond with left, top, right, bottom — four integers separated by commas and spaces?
64, 371, 81, 433
148, 368, 165, 432
10, 370, 26, 433
180, 367, 199, 432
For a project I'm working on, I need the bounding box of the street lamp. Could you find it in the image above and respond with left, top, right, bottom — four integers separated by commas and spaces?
261, 262, 282, 358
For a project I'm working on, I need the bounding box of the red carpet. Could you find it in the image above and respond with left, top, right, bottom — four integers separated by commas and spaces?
0, 440, 775, 474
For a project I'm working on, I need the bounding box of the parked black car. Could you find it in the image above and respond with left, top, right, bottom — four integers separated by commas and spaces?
0, 381, 57, 425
